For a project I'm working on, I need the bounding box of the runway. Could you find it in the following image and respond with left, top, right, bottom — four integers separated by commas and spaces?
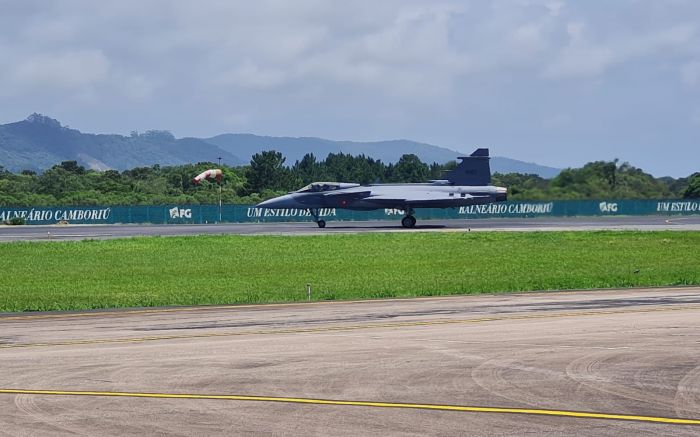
1, 287, 699, 435
1, 215, 699, 241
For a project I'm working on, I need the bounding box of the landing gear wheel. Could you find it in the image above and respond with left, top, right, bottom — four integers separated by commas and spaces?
401, 216, 416, 229
317, 220, 326, 228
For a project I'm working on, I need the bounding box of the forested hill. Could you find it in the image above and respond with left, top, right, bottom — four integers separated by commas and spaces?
0, 114, 241, 172
0, 114, 560, 177
0, 151, 698, 207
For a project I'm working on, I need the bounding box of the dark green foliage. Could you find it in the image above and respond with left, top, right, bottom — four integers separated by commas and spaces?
320, 153, 387, 184
0, 161, 248, 206
683, 173, 700, 198
492, 173, 549, 200
549, 161, 673, 199
0, 151, 695, 207
390, 154, 429, 182
244, 150, 295, 195
500, 161, 680, 200
4, 216, 25, 225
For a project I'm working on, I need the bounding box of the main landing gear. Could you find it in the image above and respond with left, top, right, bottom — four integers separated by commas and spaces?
401, 207, 416, 228
309, 208, 326, 228
401, 216, 416, 228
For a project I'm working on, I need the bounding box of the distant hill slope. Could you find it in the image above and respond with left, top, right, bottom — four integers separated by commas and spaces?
0, 114, 560, 177
490, 157, 560, 178
0, 114, 241, 171
207, 133, 561, 178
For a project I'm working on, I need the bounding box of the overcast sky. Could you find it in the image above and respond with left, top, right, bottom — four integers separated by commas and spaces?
1, 0, 699, 176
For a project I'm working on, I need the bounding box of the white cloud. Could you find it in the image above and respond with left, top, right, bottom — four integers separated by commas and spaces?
12, 50, 110, 90
543, 45, 615, 79
544, 22, 697, 79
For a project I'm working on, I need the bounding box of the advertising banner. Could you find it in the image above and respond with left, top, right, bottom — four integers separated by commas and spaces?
0, 199, 698, 225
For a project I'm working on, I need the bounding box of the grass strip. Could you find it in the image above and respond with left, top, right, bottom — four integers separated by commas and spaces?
0, 231, 698, 312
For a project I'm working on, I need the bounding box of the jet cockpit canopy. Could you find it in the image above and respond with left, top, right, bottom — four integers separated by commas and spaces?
295, 182, 360, 193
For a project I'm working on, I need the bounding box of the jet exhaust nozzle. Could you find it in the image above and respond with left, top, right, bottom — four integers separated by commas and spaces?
496, 187, 507, 202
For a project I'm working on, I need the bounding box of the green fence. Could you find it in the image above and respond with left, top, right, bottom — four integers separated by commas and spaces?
1, 199, 698, 225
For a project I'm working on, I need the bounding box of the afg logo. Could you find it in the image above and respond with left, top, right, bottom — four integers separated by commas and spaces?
384, 208, 406, 216
599, 202, 618, 213
169, 207, 192, 219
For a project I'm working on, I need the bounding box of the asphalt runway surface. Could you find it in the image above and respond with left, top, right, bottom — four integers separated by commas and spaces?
1, 287, 700, 435
1, 215, 699, 241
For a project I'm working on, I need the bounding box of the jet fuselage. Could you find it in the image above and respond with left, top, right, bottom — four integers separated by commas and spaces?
257, 182, 507, 211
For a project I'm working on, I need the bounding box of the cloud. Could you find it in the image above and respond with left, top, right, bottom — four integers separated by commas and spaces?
0, 0, 699, 176
12, 50, 110, 90
217, 60, 288, 89
543, 21, 697, 79
4, 1, 696, 97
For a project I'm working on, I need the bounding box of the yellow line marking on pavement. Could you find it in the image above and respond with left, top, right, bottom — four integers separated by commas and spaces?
0, 389, 698, 425
2, 304, 699, 350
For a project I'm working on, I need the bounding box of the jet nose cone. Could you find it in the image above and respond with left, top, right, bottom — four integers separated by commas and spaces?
256, 198, 276, 208
256, 194, 300, 209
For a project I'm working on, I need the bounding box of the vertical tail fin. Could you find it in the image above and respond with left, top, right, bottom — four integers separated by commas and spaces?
445, 148, 491, 185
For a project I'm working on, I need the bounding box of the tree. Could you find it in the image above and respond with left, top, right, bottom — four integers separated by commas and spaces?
492, 173, 549, 200
37, 167, 84, 198
58, 160, 86, 175
293, 153, 320, 184
391, 154, 429, 183
683, 173, 700, 198
244, 150, 289, 194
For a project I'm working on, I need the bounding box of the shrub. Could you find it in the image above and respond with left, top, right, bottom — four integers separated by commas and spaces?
5, 216, 26, 225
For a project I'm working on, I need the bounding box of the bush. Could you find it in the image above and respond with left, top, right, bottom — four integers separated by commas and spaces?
683, 173, 700, 199
4, 216, 26, 225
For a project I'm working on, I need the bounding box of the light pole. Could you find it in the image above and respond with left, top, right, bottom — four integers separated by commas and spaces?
217, 157, 222, 223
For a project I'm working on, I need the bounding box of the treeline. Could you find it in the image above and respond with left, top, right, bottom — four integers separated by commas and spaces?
0, 151, 698, 207
494, 161, 700, 200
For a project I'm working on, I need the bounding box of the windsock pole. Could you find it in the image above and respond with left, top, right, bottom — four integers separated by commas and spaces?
217, 157, 222, 223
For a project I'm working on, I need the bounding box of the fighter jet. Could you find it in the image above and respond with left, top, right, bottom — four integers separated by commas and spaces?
256, 148, 507, 228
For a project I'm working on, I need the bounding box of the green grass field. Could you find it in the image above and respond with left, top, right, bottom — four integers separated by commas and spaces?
0, 231, 698, 312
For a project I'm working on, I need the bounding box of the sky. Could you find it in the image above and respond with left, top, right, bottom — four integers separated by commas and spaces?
0, 0, 699, 177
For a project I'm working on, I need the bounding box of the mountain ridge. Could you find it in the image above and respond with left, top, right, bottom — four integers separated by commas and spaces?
0, 114, 561, 177
0, 114, 242, 172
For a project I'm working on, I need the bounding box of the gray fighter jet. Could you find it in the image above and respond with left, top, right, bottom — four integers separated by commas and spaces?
256, 148, 507, 228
